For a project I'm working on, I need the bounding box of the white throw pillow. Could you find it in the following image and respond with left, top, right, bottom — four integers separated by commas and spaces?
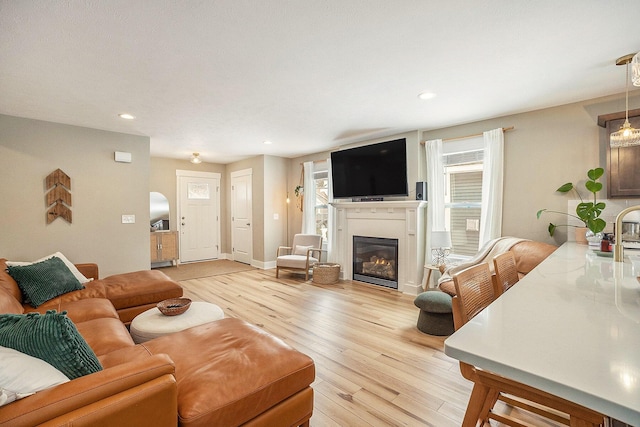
0, 346, 69, 407
6, 252, 92, 283
293, 245, 313, 256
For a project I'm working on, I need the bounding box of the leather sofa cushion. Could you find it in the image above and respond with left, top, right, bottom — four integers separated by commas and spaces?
0, 259, 22, 302
75, 317, 135, 356
510, 240, 557, 274
141, 318, 315, 427
0, 288, 24, 315
97, 344, 153, 369
100, 270, 182, 310
30, 298, 118, 323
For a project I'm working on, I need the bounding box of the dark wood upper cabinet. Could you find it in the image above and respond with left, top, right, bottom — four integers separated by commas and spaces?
599, 110, 640, 198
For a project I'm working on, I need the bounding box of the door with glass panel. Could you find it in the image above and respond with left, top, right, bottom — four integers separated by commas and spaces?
177, 171, 220, 263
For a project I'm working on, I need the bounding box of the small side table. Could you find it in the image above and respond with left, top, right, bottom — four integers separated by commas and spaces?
422, 264, 442, 291
130, 301, 225, 343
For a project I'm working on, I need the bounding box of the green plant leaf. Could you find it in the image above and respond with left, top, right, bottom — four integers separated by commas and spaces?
587, 167, 604, 180
556, 183, 573, 193
587, 218, 606, 234
548, 223, 556, 236
585, 181, 602, 193
536, 209, 546, 219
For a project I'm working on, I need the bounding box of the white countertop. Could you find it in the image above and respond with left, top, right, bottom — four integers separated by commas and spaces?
444, 242, 640, 425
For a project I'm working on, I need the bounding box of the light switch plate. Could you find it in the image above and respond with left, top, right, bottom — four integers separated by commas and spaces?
122, 214, 135, 224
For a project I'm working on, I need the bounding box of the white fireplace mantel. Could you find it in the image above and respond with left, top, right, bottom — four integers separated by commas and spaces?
330, 201, 427, 295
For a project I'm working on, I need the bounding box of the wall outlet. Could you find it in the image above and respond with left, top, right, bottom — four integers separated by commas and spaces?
273, 213, 279, 220
122, 214, 135, 224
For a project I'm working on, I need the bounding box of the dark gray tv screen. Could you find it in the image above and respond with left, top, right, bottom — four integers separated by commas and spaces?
331, 138, 408, 199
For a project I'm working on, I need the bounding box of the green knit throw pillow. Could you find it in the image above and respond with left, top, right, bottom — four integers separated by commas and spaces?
7, 256, 83, 307
0, 311, 102, 379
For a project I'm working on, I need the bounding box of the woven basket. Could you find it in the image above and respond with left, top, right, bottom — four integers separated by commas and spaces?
157, 298, 192, 316
313, 263, 341, 284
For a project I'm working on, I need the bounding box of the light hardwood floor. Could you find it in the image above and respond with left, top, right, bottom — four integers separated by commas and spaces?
178, 268, 563, 427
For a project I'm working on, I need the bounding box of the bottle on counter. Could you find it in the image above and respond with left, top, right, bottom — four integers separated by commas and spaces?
600, 233, 612, 252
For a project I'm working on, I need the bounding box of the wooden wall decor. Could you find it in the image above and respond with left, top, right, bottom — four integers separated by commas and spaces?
45, 168, 72, 224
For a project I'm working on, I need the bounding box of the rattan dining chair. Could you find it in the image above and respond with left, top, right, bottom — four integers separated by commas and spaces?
452, 263, 605, 427
492, 251, 519, 297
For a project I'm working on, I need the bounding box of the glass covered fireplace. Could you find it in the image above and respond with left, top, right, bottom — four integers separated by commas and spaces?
352, 236, 399, 289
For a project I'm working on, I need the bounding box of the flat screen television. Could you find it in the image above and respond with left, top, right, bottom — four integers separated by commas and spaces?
331, 138, 408, 199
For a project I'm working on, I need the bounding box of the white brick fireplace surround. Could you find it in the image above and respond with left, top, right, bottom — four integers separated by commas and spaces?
330, 201, 427, 295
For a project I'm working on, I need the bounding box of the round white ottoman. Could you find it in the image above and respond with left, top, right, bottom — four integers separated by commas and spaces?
130, 301, 225, 343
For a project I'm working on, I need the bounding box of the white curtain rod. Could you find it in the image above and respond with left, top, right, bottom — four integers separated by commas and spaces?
420, 126, 514, 145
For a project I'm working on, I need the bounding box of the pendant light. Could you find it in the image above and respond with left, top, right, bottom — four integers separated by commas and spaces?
632, 52, 640, 87
610, 53, 640, 148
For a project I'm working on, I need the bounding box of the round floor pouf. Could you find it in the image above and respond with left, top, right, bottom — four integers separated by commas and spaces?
413, 290, 455, 336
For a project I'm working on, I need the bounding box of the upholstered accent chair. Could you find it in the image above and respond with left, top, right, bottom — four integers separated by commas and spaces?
276, 234, 323, 280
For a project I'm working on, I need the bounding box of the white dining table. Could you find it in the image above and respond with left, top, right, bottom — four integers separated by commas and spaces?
444, 242, 640, 426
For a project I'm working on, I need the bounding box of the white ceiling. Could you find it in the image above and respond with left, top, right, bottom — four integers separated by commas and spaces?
2, 1, 640, 164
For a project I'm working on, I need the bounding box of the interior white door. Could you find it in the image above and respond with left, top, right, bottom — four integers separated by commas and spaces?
231, 169, 252, 265
178, 173, 220, 263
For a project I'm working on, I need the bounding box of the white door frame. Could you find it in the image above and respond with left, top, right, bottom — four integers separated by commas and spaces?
176, 170, 221, 263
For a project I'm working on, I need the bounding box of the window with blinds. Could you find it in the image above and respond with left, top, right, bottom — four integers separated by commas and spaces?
314, 169, 329, 242
443, 136, 484, 256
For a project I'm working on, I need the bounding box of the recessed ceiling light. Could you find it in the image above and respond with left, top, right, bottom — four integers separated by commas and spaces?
263, 140, 272, 145
418, 91, 436, 100
118, 113, 135, 120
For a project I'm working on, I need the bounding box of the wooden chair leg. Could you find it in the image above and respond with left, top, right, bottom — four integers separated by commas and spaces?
478, 388, 500, 424
462, 382, 493, 427
276, 267, 279, 278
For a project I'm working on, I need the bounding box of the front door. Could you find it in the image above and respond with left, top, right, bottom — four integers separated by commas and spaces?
177, 171, 220, 263
231, 169, 252, 265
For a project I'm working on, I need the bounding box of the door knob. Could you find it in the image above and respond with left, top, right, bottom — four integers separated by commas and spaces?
246, 223, 250, 226
182, 222, 185, 226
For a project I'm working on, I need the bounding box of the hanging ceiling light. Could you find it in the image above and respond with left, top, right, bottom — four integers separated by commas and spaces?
610, 53, 640, 148
190, 152, 202, 164
632, 52, 640, 87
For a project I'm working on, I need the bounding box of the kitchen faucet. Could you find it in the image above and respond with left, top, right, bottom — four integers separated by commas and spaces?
613, 205, 640, 262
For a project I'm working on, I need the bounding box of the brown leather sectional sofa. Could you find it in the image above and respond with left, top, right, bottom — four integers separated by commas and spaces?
0, 259, 315, 427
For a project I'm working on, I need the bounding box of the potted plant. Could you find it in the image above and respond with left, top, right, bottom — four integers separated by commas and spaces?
537, 167, 606, 240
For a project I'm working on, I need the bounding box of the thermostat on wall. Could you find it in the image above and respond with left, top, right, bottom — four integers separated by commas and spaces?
115, 151, 132, 163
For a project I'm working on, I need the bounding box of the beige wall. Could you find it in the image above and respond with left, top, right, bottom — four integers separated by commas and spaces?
422, 92, 640, 246
149, 157, 227, 253
150, 154, 288, 266
287, 93, 640, 247
263, 155, 288, 264
5, 91, 638, 276
0, 114, 150, 277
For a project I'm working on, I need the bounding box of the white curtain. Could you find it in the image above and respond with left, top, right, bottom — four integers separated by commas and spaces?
301, 161, 315, 234
425, 139, 444, 263
479, 128, 504, 246
326, 158, 336, 262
